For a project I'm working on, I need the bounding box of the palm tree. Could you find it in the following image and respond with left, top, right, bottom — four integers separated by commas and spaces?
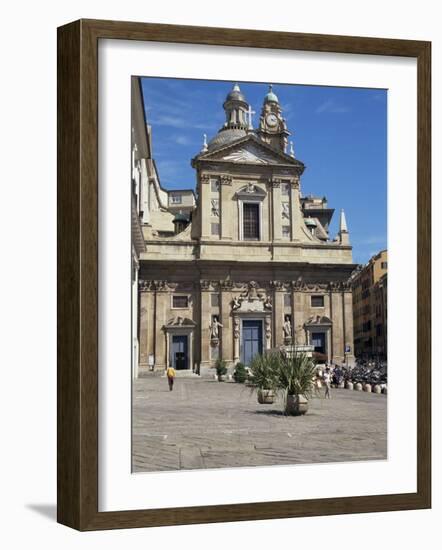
277, 351, 317, 415
248, 352, 280, 403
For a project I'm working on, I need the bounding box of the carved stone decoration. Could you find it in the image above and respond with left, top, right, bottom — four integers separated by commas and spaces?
263, 296, 272, 310
220, 175, 232, 186
211, 199, 219, 217
291, 276, 304, 291
270, 280, 287, 292
219, 278, 234, 291
139, 279, 153, 292
282, 203, 290, 220
269, 177, 281, 188
231, 296, 242, 310
265, 317, 272, 340
200, 279, 218, 291
233, 316, 240, 339
200, 173, 210, 184
154, 280, 178, 292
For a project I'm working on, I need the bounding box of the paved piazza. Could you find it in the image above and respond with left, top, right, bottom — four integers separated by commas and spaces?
132, 375, 387, 472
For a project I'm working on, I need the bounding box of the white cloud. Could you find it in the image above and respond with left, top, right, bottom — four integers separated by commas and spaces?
315, 99, 351, 114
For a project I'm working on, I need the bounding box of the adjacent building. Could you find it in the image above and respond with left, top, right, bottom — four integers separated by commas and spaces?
134, 80, 357, 375
351, 249, 388, 359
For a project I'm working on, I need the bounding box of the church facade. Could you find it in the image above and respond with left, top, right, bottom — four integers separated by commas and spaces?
135, 81, 356, 375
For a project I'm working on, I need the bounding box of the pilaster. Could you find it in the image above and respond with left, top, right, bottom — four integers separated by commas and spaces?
200, 173, 211, 239
290, 178, 303, 241
271, 178, 282, 241
330, 288, 344, 363
154, 286, 168, 369
272, 281, 285, 347
138, 286, 150, 369
220, 175, 233, 240
220, 281, 233, 365
200, 281, 212, 369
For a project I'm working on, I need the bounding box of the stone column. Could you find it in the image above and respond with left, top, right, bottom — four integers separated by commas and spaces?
154, 284, 169, 370
220, 282, 233, 365
272, 282, 285, 347
200, 281, 212, 369
271, 179, 282, 241
200, 174, 211, 239
220, 175, 233, 240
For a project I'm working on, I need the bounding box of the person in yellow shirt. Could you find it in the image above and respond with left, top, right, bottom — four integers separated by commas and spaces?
166, 366, 176, 391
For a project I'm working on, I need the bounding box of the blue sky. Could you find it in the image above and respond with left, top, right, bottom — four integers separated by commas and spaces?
141, 77, 387, 265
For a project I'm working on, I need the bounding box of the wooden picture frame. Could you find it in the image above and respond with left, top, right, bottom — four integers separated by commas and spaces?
57, 19, 431, 531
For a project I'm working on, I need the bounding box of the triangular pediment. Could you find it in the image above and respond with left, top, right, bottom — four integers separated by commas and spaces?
195, 134, 304, 169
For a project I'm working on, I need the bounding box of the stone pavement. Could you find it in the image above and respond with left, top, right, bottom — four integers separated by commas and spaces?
132, 376, 387, 472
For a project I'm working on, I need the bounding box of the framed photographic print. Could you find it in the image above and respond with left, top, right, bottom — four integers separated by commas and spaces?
57, 19, 431, 530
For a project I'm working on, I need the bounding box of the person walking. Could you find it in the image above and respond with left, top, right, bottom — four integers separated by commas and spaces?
323, 366, 332, 399
166, 365, 176, 391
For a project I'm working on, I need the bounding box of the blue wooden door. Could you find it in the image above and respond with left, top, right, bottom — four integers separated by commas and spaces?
242, 320, 263, 365
172, 335, 188, 369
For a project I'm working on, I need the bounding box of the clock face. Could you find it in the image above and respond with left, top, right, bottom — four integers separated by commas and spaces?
266, 114, 278, 127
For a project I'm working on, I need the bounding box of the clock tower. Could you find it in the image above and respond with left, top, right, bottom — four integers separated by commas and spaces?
257, 85, 290, 152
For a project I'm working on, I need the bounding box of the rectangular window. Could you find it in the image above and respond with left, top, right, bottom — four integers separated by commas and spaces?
282, 226, 290, 239
211, 179, 219, 192
243, 203, 260, 240
172, 295, 189, 308
170, 194, 182, 204
211, 223, 220, 236
211, 293, 219, 307
381, 261, 388, 269
311, 295, 324, 308
284, 293, 291, 307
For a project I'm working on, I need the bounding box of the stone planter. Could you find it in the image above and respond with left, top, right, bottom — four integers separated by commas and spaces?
373, 385, 382, 394
338, 381, 345, 389
382, 386, 388, 395
346, 381, 354, 390
354, 382, 363, 391
285, 394, 309, 416
257, 389, 275, 404
364, 383, 372, 393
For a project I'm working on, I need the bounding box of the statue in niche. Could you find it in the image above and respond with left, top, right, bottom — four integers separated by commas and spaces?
283, 315, 292, 338
210, 316, 223, 340
282, 203, 290, 220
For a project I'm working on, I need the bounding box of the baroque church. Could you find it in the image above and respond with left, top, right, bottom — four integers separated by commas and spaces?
132, 80, 355, 376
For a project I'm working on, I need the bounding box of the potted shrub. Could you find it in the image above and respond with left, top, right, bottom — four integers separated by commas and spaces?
277, 351, 316, 415
248, 352, 279, 404
215, 359, 227, 382
233, 362, 247, 383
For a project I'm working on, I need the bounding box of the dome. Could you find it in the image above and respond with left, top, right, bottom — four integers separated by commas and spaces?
264, 84, 279, 103
207, 128, 247, 151
224, 83, 247, 104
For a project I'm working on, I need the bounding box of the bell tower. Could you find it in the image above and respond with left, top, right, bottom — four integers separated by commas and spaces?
257, 85, 290, 152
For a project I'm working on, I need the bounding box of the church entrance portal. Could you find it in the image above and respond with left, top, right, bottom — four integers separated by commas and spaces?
241, 320, 263, 365
171, 335, 188, 370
